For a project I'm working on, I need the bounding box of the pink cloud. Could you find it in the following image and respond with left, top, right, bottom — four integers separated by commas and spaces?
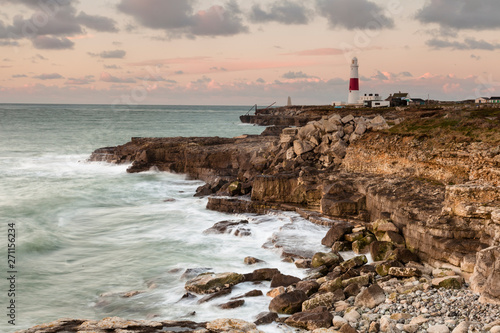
284, 48, 344, 56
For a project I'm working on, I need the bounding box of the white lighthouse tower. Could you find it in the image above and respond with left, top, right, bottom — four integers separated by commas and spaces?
348, 57, 360, 105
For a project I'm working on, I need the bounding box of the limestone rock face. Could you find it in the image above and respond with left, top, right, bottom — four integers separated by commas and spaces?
470, 246, 500, 304
268, 290, 308, 314
185, 272, 244, 294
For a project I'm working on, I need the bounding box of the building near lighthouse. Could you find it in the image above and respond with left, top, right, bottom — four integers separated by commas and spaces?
348, 57, 361, 105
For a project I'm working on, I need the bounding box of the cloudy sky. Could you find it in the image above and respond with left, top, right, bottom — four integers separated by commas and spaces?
1, 0, 500, 105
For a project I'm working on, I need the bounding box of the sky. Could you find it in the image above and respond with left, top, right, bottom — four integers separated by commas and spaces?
1, 0, 500, 105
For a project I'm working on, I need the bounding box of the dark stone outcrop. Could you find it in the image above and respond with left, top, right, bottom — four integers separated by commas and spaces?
268, 290, 308, 314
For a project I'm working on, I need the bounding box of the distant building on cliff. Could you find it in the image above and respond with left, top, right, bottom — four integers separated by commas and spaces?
360, 93, 390, 108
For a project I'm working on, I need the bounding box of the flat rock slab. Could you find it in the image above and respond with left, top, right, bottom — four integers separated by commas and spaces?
185, 272, 244, 294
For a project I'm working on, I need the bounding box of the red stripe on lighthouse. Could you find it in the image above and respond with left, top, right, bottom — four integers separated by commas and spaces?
349, 78, 359, 91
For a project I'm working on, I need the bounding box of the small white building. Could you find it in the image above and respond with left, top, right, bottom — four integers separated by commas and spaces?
361, 93, 390, 108
476, 97, 490, 104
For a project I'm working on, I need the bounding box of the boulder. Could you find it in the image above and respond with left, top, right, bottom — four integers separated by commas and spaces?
393, 248, 420, 263
354, 284, 386, 308
370, 241, 395, 262
294, 140, 315, 156
318, 277, 343, 293
343, 307, 360, 323
266, 286, 285, 298
372, 219, 399, 233
388, 267, 422, 278
268, 290, 308, 314
185, 272, 244, 294
207, 318, 264, 333
331, 140, 348, 159
296, 280, 320, 296
339, 255, 368, 272
342, 274, 371, 288
340, 323, 359, 333
311, 252, 343, 268
203, 220, 251, 237
341, 115, 355, 124
321, 223, 353, 247
297, 123, 317, 140
198, 288, 232, 304
375, 260, 404, 277
270, 273, 301, 288
302, 289, 345, 311
244, 268, 280, 282
254, 312, 278, 326
352, 235, 375, 254
354, 123, 367, 135
219, 299, 245, 309
285, 307, 333, 330
381, 231, 406, 246
432, 276, 464, 289
295, 259, 312, 269
244, 257, 264, 265
470, 246, 500, 304
231, 290, 263, 299
344, 283, 362, 297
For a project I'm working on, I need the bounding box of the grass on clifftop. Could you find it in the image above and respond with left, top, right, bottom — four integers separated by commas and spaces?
387, 108, 500, 144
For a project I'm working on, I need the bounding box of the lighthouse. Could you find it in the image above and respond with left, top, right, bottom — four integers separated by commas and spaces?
348, 57, 360, 105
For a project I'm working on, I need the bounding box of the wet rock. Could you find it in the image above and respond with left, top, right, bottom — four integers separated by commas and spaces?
203, 220, 251, 237
268, 290, 308, 314
296, 280, 320, 297
321, 223, 354, 247
254, 312, 278, 326
342, 274, 371, 288
207, 318, 263, 333
185, 272, 244, 294
198, 288, 232, 304
181, 268, 212, 280
244, 268, 280, 282
354, 284, 386, 308
244, 257, 264, 265
311, 252, 343, 268
302, 289, 345, 311
285, 307, 333, 330
231, 290, 263, 300
219, 299, 245, 309
381, 231, 405, 245
295, 259, 312, 269
270, 273, 301, 288
372, 219, 399, 234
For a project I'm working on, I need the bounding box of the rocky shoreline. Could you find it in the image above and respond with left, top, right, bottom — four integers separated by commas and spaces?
17, 106, 500, 333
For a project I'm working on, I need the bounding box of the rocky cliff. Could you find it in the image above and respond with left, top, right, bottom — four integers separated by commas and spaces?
89, 107, 500, 304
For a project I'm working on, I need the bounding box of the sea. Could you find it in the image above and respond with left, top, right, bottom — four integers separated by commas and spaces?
0, 104, 336, 333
